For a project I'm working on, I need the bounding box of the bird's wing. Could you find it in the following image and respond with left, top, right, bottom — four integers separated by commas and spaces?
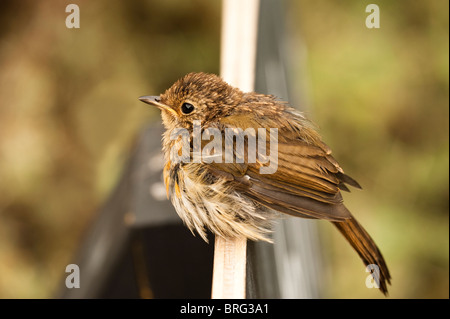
207, 135, 361, 222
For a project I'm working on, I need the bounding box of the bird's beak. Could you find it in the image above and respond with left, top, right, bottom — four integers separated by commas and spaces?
138, 95, 178, 117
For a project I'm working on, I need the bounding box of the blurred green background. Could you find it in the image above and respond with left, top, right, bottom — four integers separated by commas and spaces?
0, 0, 447, 298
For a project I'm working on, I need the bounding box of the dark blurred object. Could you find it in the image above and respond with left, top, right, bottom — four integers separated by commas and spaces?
248, 0, 323, 298
59, 124, 215, 298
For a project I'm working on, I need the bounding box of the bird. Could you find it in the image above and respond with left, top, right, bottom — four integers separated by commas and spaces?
139, 72, 391, 295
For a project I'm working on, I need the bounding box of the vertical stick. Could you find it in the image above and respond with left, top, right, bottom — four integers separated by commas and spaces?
211, 236, 247, 298
220, 0, 260, 91
211, 0, 260, 299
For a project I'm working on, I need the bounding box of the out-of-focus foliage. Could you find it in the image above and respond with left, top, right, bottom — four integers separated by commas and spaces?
0, 0, 220, 298
288, 0, 448, 298
0, 0, 447, 298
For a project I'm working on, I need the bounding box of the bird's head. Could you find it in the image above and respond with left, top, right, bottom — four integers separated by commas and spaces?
139, 72, 244, 130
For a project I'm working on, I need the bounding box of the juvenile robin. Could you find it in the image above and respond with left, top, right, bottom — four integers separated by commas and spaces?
139, 72, 391, 295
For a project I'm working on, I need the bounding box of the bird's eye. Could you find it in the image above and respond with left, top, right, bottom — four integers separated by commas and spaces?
181, 102, 195, 114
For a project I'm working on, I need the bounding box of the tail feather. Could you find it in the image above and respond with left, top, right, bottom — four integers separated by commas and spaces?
333, 215, 391, 295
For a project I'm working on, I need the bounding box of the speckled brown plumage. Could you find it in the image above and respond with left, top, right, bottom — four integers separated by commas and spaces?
140, 72, 391, 295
